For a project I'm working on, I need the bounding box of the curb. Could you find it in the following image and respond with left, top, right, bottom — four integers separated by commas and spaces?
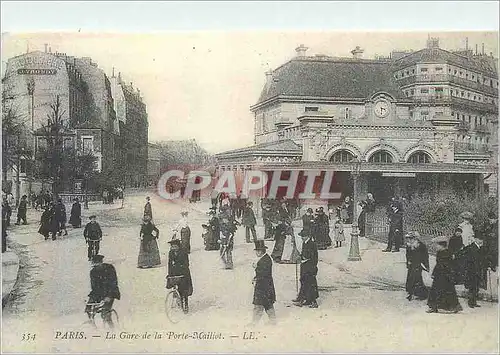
2, 250, 20, 308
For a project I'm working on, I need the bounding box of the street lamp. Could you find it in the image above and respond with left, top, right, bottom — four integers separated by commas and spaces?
348, 156, 362, 261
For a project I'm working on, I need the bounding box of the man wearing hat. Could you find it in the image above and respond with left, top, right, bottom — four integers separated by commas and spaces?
85, 254, 121, 328
167, 239, 193, 313
426, 236, 462, 313
251, 240, 276, 325
383, 202, 404, 252
484, 211, 498, 273
262, 203, 274, 241
293, 230, 319, 308
463, 234, 490, 308
203, 208, 220, 251
84, 215, 103, 261
405, 232, 429, 301
242, 201, 257, 243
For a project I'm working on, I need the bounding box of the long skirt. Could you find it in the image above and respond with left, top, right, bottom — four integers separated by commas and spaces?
271, 236, 285, 262
137, 238, 161, 268
427, 275, 461, 311
180, 227, 191, 254
406, 267, 428, 299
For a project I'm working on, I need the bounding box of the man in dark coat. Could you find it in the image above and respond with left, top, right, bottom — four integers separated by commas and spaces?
463, 235, 489, 308
293, 230, 319, 308
15, 195, 28, 225
85, 254, 120, 328
84, 215, 103, 261
167, 239, 193, 313
251, 240, 276, 325
242, 201, 257, 243
262, 204, 274, 240
384, 203, 403, 252
301, 208, 315, 237
313, 207, 331, 250
69, 198, 82, 228
55, 198, 67, 236
405, 232, 429, 301
204, 208, 220, 250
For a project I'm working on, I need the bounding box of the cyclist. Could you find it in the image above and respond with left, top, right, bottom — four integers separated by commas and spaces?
167, 239, 193, 313
84, 215, 102, 261
85, 254, 121, 327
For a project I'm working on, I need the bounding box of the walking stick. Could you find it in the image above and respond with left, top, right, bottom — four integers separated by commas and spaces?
295, 261, 299, 294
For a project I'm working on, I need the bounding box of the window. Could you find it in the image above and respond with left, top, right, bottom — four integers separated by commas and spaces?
305, 106, 319, 112
344, 107, 350, 119
421, 111, 429, 120
454, 70, 458, 75
410, 89, 415, 95
408, 151, 431, 164
420, 88, 429, 94
420, 67, 428, 72
475, 117, 478, 126
472, 75, 475, 80
82, 137, 94, 155
435, 67, 443, 71
412, 69, 415, 74
368, 151, 393, 163
330, 150, 355, 163
462, 114, 465, 121
20, 159, 27, 174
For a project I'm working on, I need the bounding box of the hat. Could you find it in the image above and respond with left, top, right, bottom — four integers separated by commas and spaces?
315, 207, 324, 213
306, 208, 313, 213
298, 230, 309, 237
254, 240, 268, 251
168, 239, 181, 246
89, 215, 97, 219
459, 211, 473, 220
431, 236, 448, 245
181, 210, 189, 216
91, 254, 104, 263
247, 201, 253, 206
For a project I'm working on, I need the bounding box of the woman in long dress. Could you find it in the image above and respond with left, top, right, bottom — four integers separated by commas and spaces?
137, 216, 161, 268
69, 198, 82, 228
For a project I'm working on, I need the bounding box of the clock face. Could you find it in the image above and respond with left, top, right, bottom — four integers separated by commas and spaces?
374, 101, 390, 118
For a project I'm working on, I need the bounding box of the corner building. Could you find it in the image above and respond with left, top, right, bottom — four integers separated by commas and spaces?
216, 40, 498, 206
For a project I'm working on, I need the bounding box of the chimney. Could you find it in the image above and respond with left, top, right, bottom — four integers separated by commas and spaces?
475, 44, 478, 55
466, 37, 469, 51
295, 44, 308, 57
482, 43, 485, 55
426, 37, 440, 49
265, 70, 273, 88
44, 44, 48, 53
351, 46, 364, 59
48, 47, 52, 53
112, 67, 115, 77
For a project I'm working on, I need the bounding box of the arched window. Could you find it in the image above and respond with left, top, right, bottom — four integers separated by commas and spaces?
407, 151, 431, 164
368, 150, 393, 163
330, 150, 355, 163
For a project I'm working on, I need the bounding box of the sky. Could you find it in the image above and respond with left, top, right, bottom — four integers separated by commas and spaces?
1, 3, 499, 154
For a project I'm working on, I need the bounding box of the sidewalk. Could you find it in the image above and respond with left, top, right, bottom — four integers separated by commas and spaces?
1, 199, 124, 307
2, 250, 20, 307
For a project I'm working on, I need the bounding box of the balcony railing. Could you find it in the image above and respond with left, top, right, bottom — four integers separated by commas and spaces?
451, 96, 498, 113
457, 121, 471, 131
454, 142, 491, 153
397, 74, 498, 96
475, 124, 491, 134
412, 95, 451, 104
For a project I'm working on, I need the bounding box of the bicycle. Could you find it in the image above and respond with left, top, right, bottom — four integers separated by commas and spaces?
165, 276, 186, 323
86, 239, 100, 260
84, 300, 119, 329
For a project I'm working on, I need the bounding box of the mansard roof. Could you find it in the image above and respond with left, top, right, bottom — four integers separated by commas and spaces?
394, 47, 497, 76
216, 139, 302, 159
255, 57, 406, 107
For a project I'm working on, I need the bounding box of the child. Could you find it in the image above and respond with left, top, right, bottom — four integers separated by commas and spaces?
333, 219, 345, 248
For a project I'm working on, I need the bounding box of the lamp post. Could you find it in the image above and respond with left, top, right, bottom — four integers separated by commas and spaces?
84, 172, 89, 210
348, 157, 362, 261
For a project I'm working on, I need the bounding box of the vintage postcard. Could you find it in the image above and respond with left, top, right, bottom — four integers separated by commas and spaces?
1, 5, 499, 353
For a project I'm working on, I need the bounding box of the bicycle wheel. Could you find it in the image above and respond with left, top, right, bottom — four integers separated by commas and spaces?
106, 309, 119, 329
165, 290, 183, 323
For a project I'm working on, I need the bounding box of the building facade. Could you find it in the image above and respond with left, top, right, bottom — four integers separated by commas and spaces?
2, 48, 149, 198
216, 40, 498, 206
